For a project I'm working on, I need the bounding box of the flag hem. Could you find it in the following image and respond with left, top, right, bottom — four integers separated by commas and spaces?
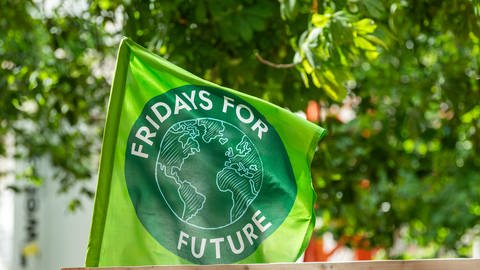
85, 37, 131, 267
299, 126, 328, 259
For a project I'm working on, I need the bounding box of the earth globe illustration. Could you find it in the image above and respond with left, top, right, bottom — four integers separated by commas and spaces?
155, 118, 263, 229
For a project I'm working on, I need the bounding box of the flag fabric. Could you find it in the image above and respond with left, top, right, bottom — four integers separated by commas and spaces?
86, 37, 327, 267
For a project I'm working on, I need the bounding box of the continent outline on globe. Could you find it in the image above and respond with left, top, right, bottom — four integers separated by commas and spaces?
155, 117, 264, 230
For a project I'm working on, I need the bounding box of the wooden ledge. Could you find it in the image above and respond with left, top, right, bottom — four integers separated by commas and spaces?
62, 258, 480, 270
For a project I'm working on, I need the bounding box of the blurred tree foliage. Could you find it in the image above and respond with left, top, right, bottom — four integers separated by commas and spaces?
1, 0, 479, 257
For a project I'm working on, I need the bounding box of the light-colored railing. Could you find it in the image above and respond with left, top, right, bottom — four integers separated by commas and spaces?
62, 259, 480, 270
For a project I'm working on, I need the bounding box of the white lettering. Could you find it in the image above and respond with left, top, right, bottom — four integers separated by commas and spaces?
174, 95, 192, 115
177, 231, 189, 250
145, 115, 160, 130
236, 104, 254, 124
182, 91, 198, 109
191, 236, 206, 258
227, 231, 245, 254
251, 119, 268, 140
252, 210, 272, 232
174, 211, 271, 258
151, 102, 171, 123
199, 90, 213, 110
242, 223, 258, 245
222, 96, 235, 113
209, 237, 224, 259
135, 126, 156, 146
131, 143, 148, 158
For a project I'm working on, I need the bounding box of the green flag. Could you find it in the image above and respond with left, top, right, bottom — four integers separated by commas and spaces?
86, 37, 327, 267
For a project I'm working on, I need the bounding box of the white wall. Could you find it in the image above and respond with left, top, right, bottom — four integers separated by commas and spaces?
1, 155, 94, 270
0, 179, 15, 270
0, 134, 16, 270
37, 178, 94, 270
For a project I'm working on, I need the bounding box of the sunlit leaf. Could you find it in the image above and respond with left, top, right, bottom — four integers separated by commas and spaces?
354, 36, 377, 50
353, 18, 377, 35
312, 13, 331, 28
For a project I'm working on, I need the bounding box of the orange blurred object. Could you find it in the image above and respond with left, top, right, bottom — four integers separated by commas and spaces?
355, 248, 378, 260
361, 129, 371, 138
359, 179, 371, 189
306, 100, 321, 123
304, 236, 345, 262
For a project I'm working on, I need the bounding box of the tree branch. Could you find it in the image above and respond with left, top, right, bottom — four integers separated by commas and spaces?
255, 52, 297, 69
312, 0, 318, 13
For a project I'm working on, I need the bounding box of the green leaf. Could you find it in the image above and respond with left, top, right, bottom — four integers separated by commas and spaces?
279, 0, 297, 20
68, 199, 82, 212
6, 185, 21, 193
353, 19, 377, 35
331, 19, 355, 46
195, 1, 207, 23
362, 0, 386, 18
364, 34, 388, 49
98, 0, 111, 10
299, 70, 310, 88
461, 105, 480, 123
302, 59, 314, 74
322, 70, 340, 88
365, 51, 379, 60
238, 18, 253, 41
354, 36, 377, 50
312, 13, 331, 28
323, 83, 341, 101
311, 70, 347, 101
311, 70, 322, 88
303, 46, 317, 69
247, 15, 267, 31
